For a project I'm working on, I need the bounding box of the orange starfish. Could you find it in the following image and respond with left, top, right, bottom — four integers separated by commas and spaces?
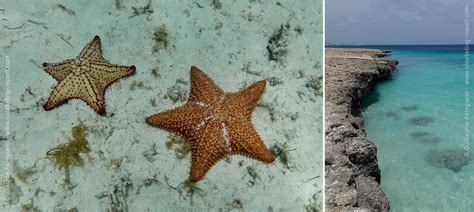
146, 66, 275, 182
42, 35, 135, 115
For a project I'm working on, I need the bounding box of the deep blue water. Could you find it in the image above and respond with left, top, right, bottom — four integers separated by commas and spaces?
356, 45, 474, 211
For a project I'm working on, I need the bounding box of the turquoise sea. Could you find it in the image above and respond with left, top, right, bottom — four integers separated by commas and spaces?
360, 45, 474, 211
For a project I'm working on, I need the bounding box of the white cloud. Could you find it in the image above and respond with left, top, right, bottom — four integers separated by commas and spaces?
326, 0, 470, 44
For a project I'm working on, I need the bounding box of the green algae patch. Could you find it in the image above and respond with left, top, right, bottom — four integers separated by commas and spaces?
46, 123, 91, 186
306, 76, 323, 95
270, 143, 292, 169
152, 25, 170, 53
165, 134, 191, 159
178, 179, 205, 206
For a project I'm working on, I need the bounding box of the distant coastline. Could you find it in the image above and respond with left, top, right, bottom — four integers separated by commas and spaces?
326, 44, 472, 47
326, 44, 474, 52
325, 48, 398, 211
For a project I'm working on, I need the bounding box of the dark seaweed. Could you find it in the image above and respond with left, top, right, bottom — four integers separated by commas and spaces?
426, 149, 470, 172
408, 116, 434, 126
409, 131, 440, 144
266, 24, 290, 63
385, 112, 400, 120
152, 25, 170, 53
400, 105, 418, 112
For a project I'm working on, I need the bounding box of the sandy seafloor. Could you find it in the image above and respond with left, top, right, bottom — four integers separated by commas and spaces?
0, 0, 323, 211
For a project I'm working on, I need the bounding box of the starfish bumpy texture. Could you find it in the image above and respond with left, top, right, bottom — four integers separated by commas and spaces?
42, 35, 135, 115
146, 66, 275, 182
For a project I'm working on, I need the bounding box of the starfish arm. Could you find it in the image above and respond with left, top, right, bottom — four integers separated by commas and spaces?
88, 62, 136, 89
80, 73, 106, 114
226, 118, 275, 163
43, 74, 80, 111
189, 120, 227, 182
42, 59, 74, 81
78, 35, 108, 63
145, 104, 210, 139
188, 66, 224, 104
223, 80, 266, 117
43, 74, 106, 114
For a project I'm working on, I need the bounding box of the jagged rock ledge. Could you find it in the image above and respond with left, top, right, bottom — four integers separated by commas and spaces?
325, 48, 399, 211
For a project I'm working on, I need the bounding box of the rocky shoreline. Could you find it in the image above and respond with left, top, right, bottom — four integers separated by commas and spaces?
325, 48, 399, 211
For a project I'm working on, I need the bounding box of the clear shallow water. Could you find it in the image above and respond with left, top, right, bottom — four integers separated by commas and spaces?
361, 45, 474, 211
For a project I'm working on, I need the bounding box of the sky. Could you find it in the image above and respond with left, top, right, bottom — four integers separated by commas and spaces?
326, 0, 473, 45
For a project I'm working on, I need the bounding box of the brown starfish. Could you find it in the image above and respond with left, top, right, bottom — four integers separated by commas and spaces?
146, 66, 275, 182
42, 35, 135, 115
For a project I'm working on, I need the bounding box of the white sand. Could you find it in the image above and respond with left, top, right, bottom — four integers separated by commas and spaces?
0, 0, 322, 210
